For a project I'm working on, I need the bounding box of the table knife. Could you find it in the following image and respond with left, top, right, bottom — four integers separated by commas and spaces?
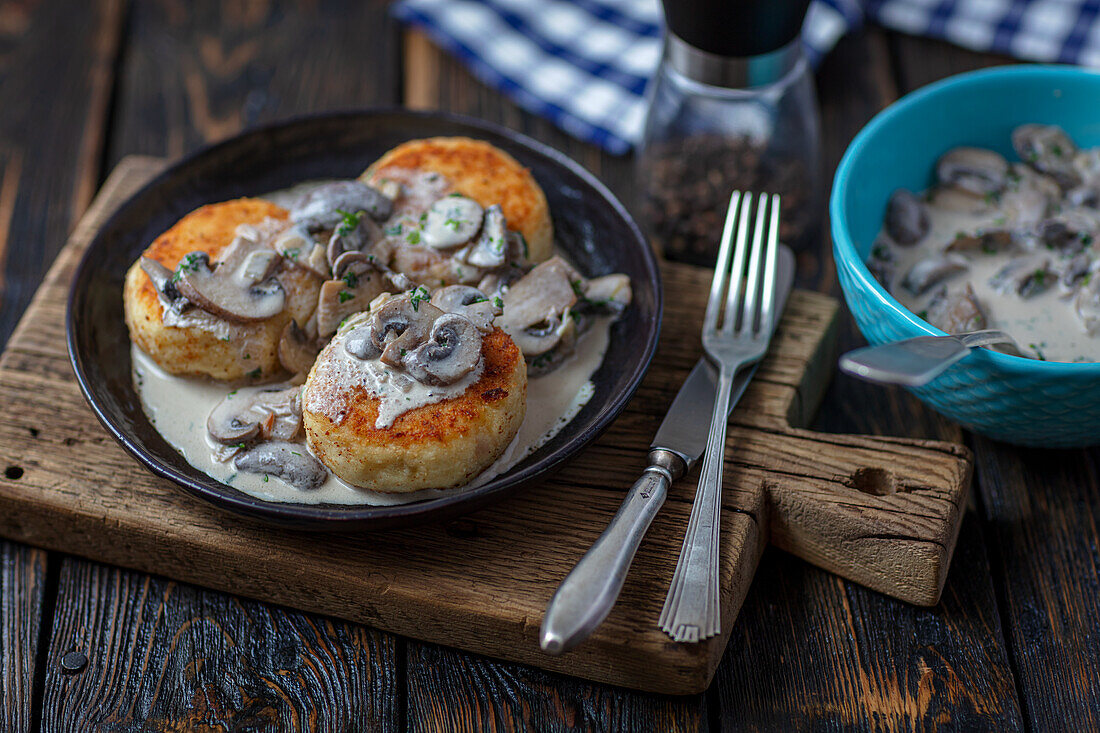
540, 246, 794, 655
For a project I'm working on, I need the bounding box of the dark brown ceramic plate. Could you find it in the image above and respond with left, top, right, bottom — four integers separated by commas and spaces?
67, 110, 662, 530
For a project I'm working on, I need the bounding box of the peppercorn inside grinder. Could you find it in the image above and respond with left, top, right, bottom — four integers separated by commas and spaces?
637, 0, 822, 265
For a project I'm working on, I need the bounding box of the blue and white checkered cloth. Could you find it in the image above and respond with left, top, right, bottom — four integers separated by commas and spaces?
394, 0, 1100, 154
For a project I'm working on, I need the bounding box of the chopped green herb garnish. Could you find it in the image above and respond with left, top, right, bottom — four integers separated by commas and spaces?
517, 232, 529, 259
235, 442, 246, 450
243, 354, 251, 360
406, 230, 421, 245
283, 247, 300, 260
1051, 144, 1064, 157
385, 224, 404, 236
335, 208, 365, 236
338, 290, 354, 303
247, 368, 262, 379
1033, 269, 1048, 285
1030, 343, 1047, 361
468, 295, 488, 304
409, 285, 431, 311
262, 474, 269, 482
343, 271, 359, 288
493, 296, 504, 309
400, 348, 407, 357
444, 217, 462, 231
917, 310, 928, 320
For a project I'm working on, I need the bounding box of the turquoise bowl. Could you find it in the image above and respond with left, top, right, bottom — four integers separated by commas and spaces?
831, 65, 1100, 448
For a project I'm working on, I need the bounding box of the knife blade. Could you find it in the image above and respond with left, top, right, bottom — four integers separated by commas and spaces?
540, 245, 794, 655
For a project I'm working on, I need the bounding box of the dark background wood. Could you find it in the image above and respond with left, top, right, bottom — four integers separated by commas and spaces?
0, 0, 1095, 729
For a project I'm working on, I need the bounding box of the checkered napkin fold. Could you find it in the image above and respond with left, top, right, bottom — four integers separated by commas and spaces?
394, 0, 1100, 154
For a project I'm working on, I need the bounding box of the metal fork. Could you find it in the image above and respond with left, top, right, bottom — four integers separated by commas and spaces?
658, 191, 781, 643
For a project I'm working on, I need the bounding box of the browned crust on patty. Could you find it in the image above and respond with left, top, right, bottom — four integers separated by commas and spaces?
361, 137, 553, 263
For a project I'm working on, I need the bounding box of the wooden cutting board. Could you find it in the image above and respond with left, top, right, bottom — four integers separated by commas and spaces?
0, 157, 971, 694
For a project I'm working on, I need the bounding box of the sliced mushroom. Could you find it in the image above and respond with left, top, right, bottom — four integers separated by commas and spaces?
344, 324, 382, 360
885, 189, 929, 245
369, 292, 444, 366
498, 257, 579, 356
403, 313, 483, 385
1036, 213, 1097, 255
927, 185, 991, 215
944, 229, 1013, 254
1061, 253, 1092, 291
577, 273, 632, 315
1013, 124, 1080, 189
139, 257, 187, 311
421, 195, 484, 249
173, 247, 286, 323
990, 255, 1053, 298
866, 242, 897, 288
926, 284, 986, 334
326, 213, 382, 269
278, 319, 321, 376
1000, 165, 1058, 229
430, 285, 502, 333
901, 254, 968, 296
936, 147, 1009, 196
290, 180, 393, 230
458, 204, 508, 267
272, 224, 327, 278
476, 267, 527, 302
234, 441, 327, 491
315, 270, 387, 338
207, 386, 303, 445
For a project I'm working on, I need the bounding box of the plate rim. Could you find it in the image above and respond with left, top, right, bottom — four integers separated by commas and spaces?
65, 107, 663, 528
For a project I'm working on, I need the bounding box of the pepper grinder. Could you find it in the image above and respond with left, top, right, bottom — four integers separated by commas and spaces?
637, 0, 822, 265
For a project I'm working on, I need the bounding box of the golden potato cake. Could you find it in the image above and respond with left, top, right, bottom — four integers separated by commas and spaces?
303, 328, 527, 492
124, 198, 321, 381
361, 136, 553, 263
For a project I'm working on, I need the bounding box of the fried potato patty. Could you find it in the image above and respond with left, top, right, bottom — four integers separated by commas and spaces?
124, 198, 320, 381
361, 136, 553, 263
303, 328, 527, 492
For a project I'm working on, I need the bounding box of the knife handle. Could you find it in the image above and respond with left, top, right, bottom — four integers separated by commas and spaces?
540, 449, 684, 655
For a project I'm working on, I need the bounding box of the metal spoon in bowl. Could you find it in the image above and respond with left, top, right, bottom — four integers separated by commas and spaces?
839, 330, 1023, 387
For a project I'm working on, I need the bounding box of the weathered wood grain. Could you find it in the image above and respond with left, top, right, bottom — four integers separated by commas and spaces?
39, 557, 399, 732
0, 0, 123, 349
107, 0, 401, 168
406, 643, 707, 732
0, 155, 969, 694
0, 541, 46, 733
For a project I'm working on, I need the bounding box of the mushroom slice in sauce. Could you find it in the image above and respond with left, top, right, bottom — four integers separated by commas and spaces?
927, 185, 992, 215
1036, 210, 1099, 255
1060, 253, 1092, 292
207, 385, 303, 446
990, 255, 1054, 298
140, 257, 188, 313
936, 147, 1009, 196
944, 229, 1014, 255
315, 269, 387, 339
421, 195, 484, 249
430, 285, 502, 333
403, 313, 483, 386
273, 224, 328, 279
278, 319, 321, 378
173, 244, 286, 323
326, 211, 382, 269
885, 189, 930, 245
369, 292, 444, 367
576, 273, 632, 315
901, 254, 968, 296
1013, 124, 1081, 189
457, 204, 508, 268
290, 180, 393, 230
925, 284, 986, 334
234, 441, 327, 492
499, 257, 579, 356
344, 324, 382, 360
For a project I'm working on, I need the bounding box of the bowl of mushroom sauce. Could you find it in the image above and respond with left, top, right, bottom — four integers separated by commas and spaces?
832, 65, 1100, 447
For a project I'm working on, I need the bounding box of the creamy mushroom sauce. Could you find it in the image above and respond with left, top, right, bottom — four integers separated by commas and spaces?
869, 125, 1100, 363
132, 178, 623, 505
132, 314, 610, 505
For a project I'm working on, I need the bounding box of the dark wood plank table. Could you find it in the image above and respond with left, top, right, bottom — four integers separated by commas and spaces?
0, 1, 1095, 729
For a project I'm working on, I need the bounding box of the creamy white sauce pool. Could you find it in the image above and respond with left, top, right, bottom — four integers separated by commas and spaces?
132, 316, 612, 505
883, 202, 1100, 362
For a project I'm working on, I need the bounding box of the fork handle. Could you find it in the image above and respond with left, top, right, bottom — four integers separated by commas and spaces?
659, 364, 736, 642
540, 449, 685, 655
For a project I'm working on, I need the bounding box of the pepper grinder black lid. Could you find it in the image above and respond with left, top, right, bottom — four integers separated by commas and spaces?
661, 0, 811, 58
